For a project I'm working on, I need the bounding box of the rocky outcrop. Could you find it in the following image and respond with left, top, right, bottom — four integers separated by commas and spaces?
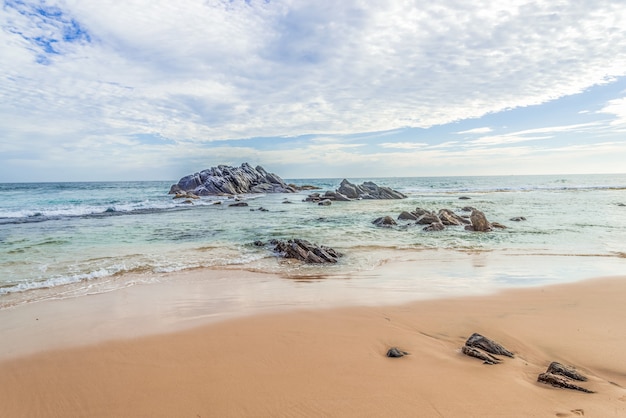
337, 179, 407, 199
269, 239, 342, 264
306, 179, 406, 202
169, 163, 296, 196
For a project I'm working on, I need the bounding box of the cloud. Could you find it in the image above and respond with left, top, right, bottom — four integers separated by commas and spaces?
379, 142, 428, 149
599, 97, 626, 126
2, 0, 626, 180
456, 127, 493, 135
467, 123, 602, 146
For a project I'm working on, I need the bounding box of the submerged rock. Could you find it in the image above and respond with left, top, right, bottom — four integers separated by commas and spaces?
373, 216, 397, 227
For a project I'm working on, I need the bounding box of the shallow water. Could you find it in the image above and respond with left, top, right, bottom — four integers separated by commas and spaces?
1, 174, 625, 307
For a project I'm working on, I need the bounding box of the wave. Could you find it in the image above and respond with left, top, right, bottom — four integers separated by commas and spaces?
0, 198, 237, 225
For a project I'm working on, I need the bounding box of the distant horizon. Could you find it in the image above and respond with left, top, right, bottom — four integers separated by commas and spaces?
2, 169, 625, 185
2, 2, 626, 182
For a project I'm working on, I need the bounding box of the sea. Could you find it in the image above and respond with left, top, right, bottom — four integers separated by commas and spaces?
1, 174, 625, 309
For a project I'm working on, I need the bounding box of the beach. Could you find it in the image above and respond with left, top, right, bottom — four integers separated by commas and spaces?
1, 263, 625, 417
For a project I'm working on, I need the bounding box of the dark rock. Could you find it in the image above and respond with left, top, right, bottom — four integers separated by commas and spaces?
464, 333, 514, 358
323, 191, 351, 201
318, 199, 332, 206
413, 208, 433, 217
459, 196, 471, 200
490, 222, 507, 229
437, 209, 468, 226
373, 216, 397, 227
253, 240, 265, 246
510, 216, 527, 222
423, 222, 445, 232
537, 373, 594, 393
461, 346, 501, 365
170, 163, 294, 196
545, 362, 588, 382
229, 202, 249, 207
386, 347, 409, 358
398, 211, 418, 221
618, 203, 626, 207
461, 206, 476, 212
466, 210, 492, 232
173, 191, 200, 200
271, 239, 342, 264
337, 179, 407, 200
415, 213, 441, 225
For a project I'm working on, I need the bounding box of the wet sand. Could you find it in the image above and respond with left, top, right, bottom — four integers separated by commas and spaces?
1, 266, 626, 417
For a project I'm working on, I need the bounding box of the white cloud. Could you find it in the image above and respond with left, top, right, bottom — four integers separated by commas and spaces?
456, 127, 493, 135
599, 97, 626, 125
379, 142, 428, 149
468, 123, 602, 146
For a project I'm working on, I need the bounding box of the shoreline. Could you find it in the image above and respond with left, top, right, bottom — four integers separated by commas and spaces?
1, 266, 626, 416
3, 250, 625, 361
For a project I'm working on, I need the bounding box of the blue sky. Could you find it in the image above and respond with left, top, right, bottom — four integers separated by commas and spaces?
1, 0, 625, 182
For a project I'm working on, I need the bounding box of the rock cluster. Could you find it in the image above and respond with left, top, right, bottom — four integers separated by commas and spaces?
306, 179, 406, 202
373, 207, 506, 232
169, 163, 296, 196
267, 239, 342, 264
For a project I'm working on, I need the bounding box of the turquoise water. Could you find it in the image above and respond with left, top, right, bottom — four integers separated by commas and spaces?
1, 174, 625, 307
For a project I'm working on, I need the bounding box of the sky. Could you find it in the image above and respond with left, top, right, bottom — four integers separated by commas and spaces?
1, 0, 626, 182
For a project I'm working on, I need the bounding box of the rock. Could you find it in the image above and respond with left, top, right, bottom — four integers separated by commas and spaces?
323, 191, 351, 201
545, 362, 588, 382
386, 347, 409, 358
318, 199, 332, 206
464, 333, 514, 358
271, 239, 342, 264
170, 163, 295, 196
537, 372, 594, 393
510, 216, 527, 221
373, 216, 397, 227
461, 346, 501, 365
460, 206, 476, 212
413, 208, 432, 217
229, 202, 249, 207
423, 222, 445, 231
490, 222, 507, 229
465, 210, 492, 232
288, 184, 321, 191
398, 211, 418, 221
173, 191, 200, 200
459, 196, 471, 200
337, 179, 407, 200
437, 209, 468, 226
618, 203, 626, 207
415, 213, 441, 225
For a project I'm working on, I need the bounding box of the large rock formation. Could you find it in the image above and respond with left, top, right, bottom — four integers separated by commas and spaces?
169, 163, 296, 196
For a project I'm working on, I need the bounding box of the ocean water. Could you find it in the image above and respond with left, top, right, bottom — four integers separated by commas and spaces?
1, 174, 625, 308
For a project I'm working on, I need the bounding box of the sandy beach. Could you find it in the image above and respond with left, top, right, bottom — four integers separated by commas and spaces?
1, 266, 625, 417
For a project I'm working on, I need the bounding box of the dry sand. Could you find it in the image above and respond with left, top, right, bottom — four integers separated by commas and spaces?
1, 274, 626, 417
